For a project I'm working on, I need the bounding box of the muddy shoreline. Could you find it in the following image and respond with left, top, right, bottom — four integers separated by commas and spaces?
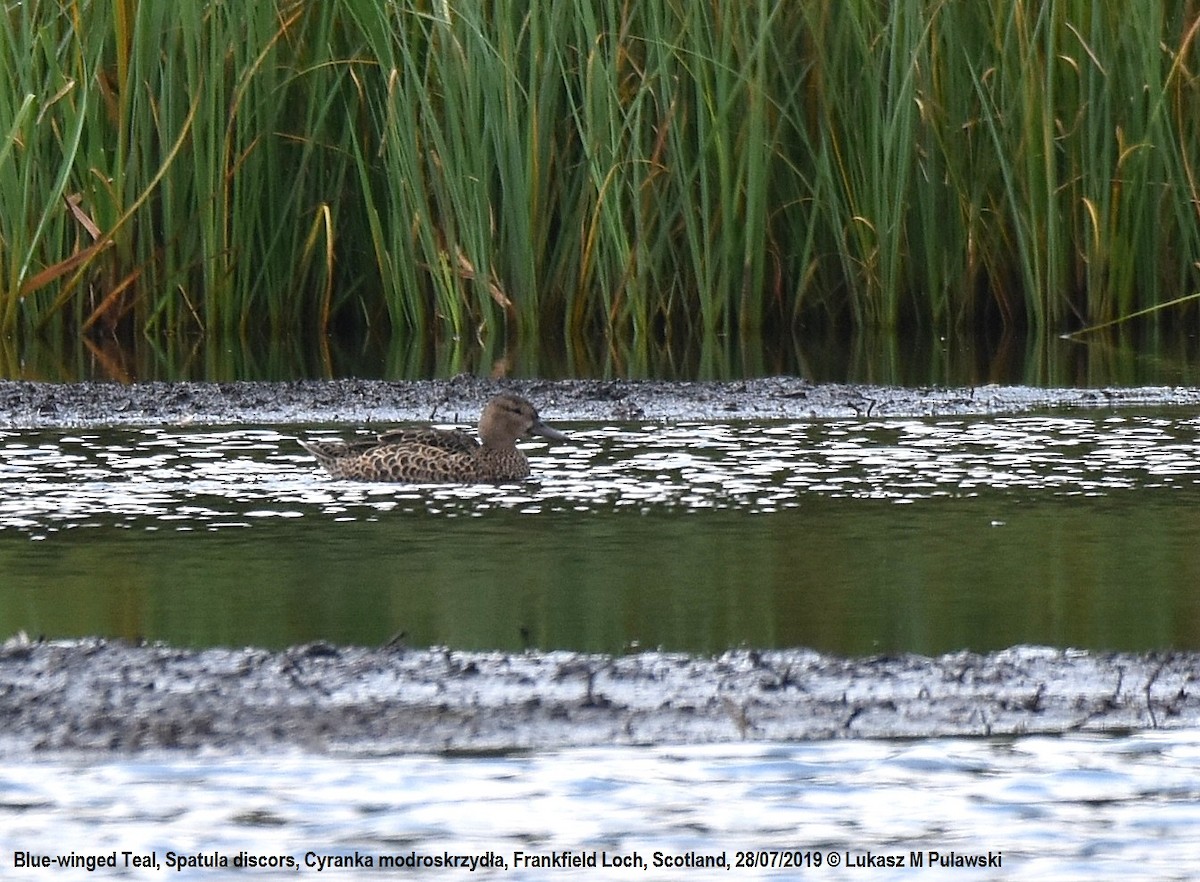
3, 376, 1200, 428
3, 377, 1199, 755
2, 638, 1197, 756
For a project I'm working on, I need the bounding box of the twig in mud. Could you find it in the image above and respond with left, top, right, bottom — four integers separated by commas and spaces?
1144, 654, 1169, 729
1108, 666, 1125, 709
721, 697, 754, 739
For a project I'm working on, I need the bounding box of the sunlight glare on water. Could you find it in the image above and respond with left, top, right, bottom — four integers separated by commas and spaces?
1, 414, 1199, 532
1, 732, 1199, 880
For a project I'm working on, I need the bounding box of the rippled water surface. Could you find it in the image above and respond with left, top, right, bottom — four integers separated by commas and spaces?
3, 731, 1199, 880
2, 412, 1200, 653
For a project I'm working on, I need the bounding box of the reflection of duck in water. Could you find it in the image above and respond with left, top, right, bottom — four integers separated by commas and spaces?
298, 393, 567, 483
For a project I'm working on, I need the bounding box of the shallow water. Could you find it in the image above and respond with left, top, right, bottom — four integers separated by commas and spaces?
2, 411, 1200, 654
2, 731, 1198, 880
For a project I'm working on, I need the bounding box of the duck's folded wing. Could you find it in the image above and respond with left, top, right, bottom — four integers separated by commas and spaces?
375, 427, 479, 454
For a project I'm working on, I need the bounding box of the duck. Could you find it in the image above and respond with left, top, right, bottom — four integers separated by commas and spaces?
298, 392, 567, 483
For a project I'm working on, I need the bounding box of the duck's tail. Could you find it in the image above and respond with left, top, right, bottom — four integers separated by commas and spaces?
297, 438, 348, 469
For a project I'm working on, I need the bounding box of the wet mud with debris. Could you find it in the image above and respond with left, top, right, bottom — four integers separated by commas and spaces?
2, 639, 1196, 755
3, 375, 1200, 428
2, 377, 1199, 755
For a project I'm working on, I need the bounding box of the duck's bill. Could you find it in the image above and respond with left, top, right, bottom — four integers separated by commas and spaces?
531, 422, 569, 442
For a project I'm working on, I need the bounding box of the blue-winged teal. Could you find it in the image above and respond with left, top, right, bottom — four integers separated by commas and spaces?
298, 393, 567, 483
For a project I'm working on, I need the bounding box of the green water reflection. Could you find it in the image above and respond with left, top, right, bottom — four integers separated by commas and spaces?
8, 325, 1200, 387
3, 488, 1197, 655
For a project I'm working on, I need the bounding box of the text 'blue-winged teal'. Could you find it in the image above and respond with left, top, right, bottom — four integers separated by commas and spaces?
298, 393, 567, 483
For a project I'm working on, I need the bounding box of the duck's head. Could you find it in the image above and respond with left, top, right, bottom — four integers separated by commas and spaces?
479, 393, 568, 448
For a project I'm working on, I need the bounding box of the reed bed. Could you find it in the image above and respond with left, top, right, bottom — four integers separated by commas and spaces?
1, 0, 1199, 356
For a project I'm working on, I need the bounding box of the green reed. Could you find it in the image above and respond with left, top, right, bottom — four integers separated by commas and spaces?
1, 0, 1199, 354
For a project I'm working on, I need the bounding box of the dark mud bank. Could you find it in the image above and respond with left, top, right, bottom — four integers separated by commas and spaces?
3, 376, 1200, 428
2, 639, 1196, 755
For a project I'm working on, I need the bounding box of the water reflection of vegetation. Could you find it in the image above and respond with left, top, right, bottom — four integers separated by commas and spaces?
3, 3, 1199, 358
3, 493, 1197, 656
5, 326, 1200, 388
